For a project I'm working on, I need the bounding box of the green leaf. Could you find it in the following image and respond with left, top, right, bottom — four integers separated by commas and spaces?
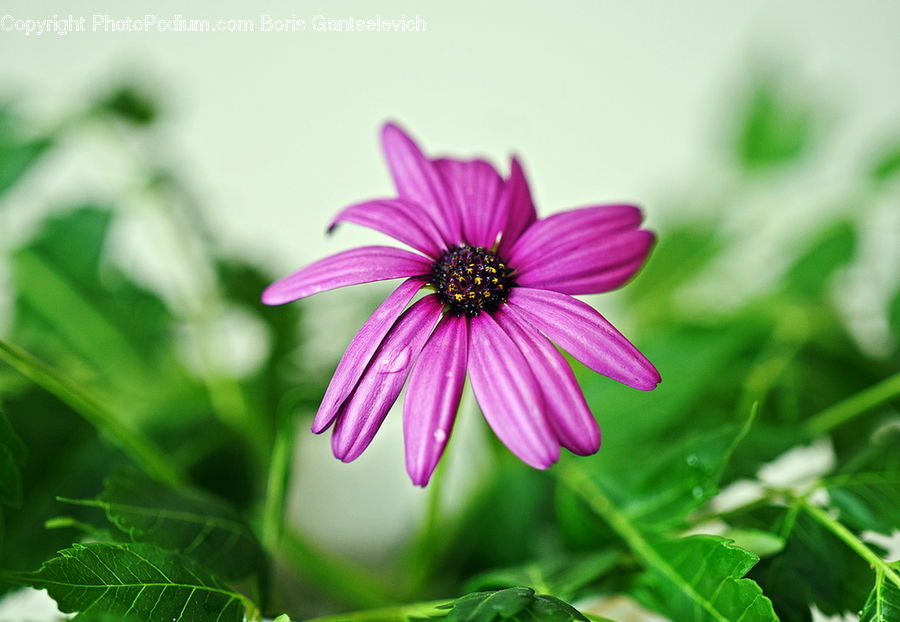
623, 220, 724, 322
870, 138, 900, 184
633, 535, 779, 622
93, 85, 158, 126
0, 406, 25, 545
783, 221, 856, 299
11, 541, 254, 621
734, 74, 819, 170
9, 206, 214, 435
66, 469, 263, 581
720, 529, 785, 559
0, 406, 25, 509
824, 471, 900, 537
11, 207, 171, 383
860, 564, 900, 622
824, 423, 900, 537
433, 588, 589, 622
0, 103, 52, 196
558, 416, 753, 549
464, 551, 620, 602
749, 508, 872, 621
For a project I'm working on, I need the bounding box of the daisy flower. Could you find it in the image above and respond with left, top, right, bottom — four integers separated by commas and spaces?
262, 123, 661, 486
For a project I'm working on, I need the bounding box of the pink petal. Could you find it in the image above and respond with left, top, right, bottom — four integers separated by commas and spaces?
506, 287, 661, 391
496, 157, 538, 255
506, 204, 644, 270
329, 198, 447, 258
381, 123, 462, 246
515, 230, 655, 294
495, 306, 600, 455
433, 158, 505, 249
331, 294, 444, 462
467, 313, 559, 469
261, 246, 431, 305
403, 314, 468, 486
311, 278, 425, 434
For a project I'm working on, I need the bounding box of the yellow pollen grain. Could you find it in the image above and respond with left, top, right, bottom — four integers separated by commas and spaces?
474, 277, 483, 285
454, 293, 464, 301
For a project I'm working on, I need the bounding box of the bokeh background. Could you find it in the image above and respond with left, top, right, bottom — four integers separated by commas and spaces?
1, 2, 898, 620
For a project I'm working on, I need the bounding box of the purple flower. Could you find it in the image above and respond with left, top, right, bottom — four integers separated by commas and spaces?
263, 123, 661, 486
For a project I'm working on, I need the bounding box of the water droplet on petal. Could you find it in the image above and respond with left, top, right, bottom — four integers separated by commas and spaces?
433, 429, 446, 443
379, 347, 411, 374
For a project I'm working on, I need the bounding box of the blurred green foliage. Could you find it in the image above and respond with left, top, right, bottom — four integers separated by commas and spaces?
0, 71, 898, 622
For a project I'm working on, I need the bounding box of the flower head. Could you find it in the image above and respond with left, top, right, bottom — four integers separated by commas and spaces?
262, 123, 661, 486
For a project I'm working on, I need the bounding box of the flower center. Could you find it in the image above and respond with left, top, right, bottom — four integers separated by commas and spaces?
430, 245, 516, 316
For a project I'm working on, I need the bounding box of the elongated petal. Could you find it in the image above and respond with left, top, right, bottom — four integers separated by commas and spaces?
496, 157, 538, 255
468, 313, 559, 469
507, 204, 644, 269
329, 198, 446, 258
433, 158, 505, 248
381, 123, 462, 245
496, 307, 600, 455
261, 246, 431, 305
516, 230, 655, 294
403, 314, 468, 486
331, 295, 444, 462
311, 278, 425, 433
507, 287, 661, 390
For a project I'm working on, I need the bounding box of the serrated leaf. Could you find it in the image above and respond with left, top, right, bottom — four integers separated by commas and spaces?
633, 535, 778, 622
464, 551, 620, 602
72, 469, 263, 581
860, 564, 900, 622
15, 541, 253, 621
433, 588, 589, 622
721, 529, 785, 559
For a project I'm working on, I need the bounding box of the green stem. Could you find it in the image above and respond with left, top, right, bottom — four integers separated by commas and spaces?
800, 500, 900, 589
0, 338, 183, 488
404, 438, 449, 597
805, 371, 900, 436
556, 462, 659, 568
261, 403, 298, 554
281, 528, 399, 609
301, 600, 446, 622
